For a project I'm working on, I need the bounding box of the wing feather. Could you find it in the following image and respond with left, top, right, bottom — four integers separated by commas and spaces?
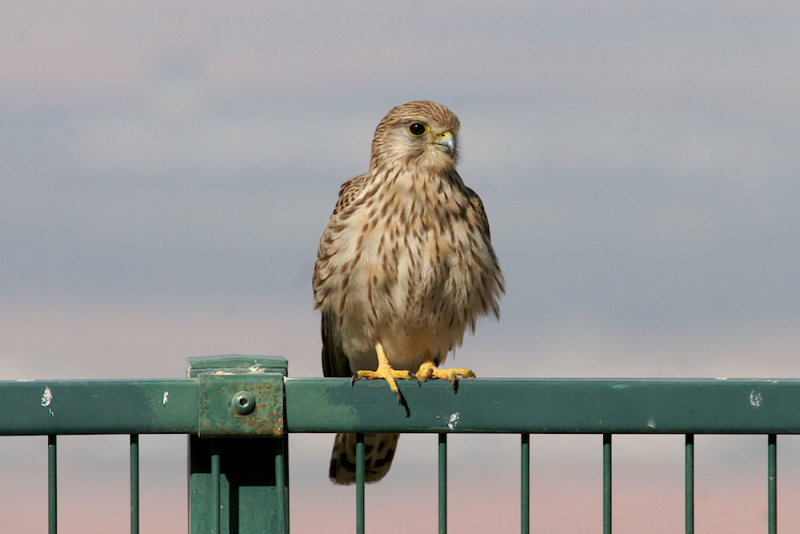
321, 309, 351, 377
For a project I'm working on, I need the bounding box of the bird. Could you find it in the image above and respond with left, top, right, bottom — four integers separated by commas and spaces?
312, 100, 504, 484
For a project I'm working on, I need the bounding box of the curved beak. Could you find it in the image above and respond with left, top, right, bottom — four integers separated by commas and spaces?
435, 131, 456, 154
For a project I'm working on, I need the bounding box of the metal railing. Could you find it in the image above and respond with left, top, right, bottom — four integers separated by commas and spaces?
1, 355, 797, 533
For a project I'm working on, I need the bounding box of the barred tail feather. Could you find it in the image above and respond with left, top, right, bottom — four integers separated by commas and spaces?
329, 432, 400, 485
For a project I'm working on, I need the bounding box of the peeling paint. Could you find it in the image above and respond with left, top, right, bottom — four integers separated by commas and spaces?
647, 416, 656, 429
41, 386, 54, 416
162, 391, 169, 405
447, 412, 460, 430
749, 390, 763, 407
41, 387, 52, 407
247, 365, 269, 374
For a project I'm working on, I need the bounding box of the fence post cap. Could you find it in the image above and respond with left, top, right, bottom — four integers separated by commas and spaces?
187, 355, 288, 378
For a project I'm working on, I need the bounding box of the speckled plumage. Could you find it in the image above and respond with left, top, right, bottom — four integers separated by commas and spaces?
313, 100, 504, 484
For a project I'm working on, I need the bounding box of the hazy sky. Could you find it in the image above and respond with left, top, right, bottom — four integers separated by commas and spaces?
2, 1, 800, 532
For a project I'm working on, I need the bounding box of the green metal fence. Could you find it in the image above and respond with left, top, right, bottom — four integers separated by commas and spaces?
1, 355, 797, 533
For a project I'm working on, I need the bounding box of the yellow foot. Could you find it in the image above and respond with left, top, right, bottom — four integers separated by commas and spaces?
416, 361, 476, 389
351, 343, 418, 403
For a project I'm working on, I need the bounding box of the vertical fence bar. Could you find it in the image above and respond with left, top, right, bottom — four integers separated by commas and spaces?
768, 434, 777, 534
685, 434, 694, 534
439, 433, 448, 534
356, 433, 365, 534
209, 444, 220, 534
48, 435, 57, 534
276, 435, 289, 534
521, 433, 530, 534
603, 434, 612, 534
285, 438, 291, 533
130, 434, 140, 534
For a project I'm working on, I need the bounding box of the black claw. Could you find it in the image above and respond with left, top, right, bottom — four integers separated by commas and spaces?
396, 389, 411, 417
350, 375, 358, 387
451, 379, 460, 393
409, 372, 421, 386
394, 389, 403, 404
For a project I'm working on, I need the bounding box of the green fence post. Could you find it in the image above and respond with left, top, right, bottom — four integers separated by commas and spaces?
188, 356, 289, 534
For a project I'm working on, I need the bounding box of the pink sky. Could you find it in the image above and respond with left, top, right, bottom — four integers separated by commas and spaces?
4, 433, 800, 532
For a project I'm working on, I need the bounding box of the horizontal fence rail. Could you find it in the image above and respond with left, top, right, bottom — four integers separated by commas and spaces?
0, 355, 797, 534
285, 377, 800, 434
5, 377, 800, 435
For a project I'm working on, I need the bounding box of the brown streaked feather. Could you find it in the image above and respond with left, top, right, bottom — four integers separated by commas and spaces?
333, 174, 369, 215
465, 185, 492, 238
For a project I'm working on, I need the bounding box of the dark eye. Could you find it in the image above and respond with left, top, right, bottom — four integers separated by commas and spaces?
408, 122, 428, 136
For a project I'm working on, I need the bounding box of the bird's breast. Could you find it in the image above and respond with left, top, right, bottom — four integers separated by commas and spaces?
343, 184, 479, 327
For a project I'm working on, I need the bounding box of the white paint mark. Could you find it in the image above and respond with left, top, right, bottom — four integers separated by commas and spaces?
447, 412, 460, 430
248, 364, 268, 374
647, 417, 656, 430
162, 391, 169, 405
41, 386, 54, 416
750, 390, 763, 407
41, 387, 52, 407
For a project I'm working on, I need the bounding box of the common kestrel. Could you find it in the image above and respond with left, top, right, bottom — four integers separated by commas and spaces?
313, 100, 504, 484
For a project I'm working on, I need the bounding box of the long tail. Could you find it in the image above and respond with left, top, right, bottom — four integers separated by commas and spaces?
329, 432, 400, 485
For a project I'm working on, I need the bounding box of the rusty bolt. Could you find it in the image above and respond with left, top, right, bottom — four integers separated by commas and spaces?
232, 391, 256, 415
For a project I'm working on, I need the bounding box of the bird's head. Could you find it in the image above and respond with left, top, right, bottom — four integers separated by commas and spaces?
370, 100, 461, 174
